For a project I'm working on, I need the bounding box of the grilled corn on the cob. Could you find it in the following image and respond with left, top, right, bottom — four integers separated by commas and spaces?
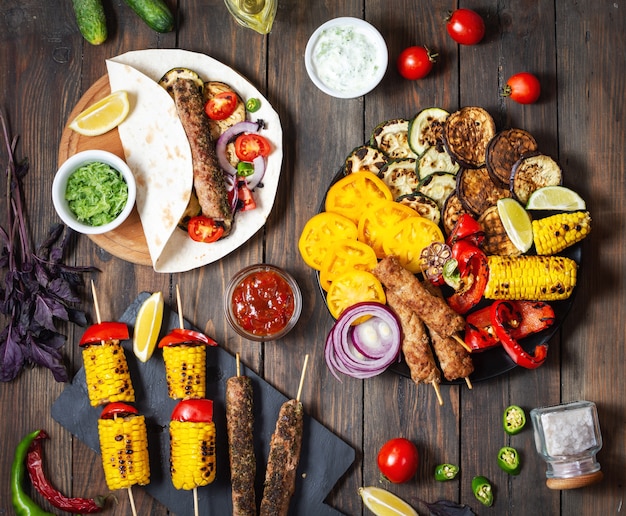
484, 255, 577, 301
163, 344, 207, 399
532, 211, 591, 255
98, 413, 150, 490
170, 420, 216, 490
82, 340, 135, 407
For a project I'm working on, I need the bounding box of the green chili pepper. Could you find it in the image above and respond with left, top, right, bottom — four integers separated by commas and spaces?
471, 475, 493, 507
245, 97, 262, 112
503, 405, 526, 435
237, 161, 255, 177
434, 463, 459, 481
11, 429, 55, 516
497, 446, 521, 475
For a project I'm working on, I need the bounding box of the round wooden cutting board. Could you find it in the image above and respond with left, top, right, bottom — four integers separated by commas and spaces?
58, 76, 153, 266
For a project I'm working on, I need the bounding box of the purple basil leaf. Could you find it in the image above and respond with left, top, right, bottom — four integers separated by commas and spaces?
36, 329, 67, 351
418, 499, 476, 516
67, 307, 89, 326
26, 333, 68, 383
34, 293, 69, 330
48, 277, 79, 303
0, 326, 26, 382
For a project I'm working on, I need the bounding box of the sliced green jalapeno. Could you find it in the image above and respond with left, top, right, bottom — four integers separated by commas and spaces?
503, 404, 526, 435
471, 475, 494, 507
434, 463, 459, 481
245, 97, 262, 112
498, 446, 521, 475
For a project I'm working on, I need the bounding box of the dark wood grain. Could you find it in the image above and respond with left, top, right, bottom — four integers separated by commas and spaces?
1, 0, 625, 514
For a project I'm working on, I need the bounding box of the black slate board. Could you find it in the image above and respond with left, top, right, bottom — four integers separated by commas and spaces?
52, 292, 355, 516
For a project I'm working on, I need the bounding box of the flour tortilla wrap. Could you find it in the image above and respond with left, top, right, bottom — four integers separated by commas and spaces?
106, 49, 283, 273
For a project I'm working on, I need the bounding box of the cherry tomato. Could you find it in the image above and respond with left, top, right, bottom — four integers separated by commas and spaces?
234, 133, 271, 162
187, 215, 225, 243
502, 72, 541, 104
204, 91, 238, 120
446, 8, 486, 45
396, 46, 437, 80
171, 399, 214, 422
79, 321, 129, 346
236, 180, 257, 211
377, 438, 419, 483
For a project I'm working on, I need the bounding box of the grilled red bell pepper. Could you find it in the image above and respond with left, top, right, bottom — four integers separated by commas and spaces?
100, 402, 138, 419
446, 213, 485, 247
465, 300, 556, 352
158, 328, 218, 348
490, 300, 548, 368
79, 322, 129, 346
446, 240, 489, 314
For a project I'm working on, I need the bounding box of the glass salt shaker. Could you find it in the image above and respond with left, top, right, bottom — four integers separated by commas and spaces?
530, 400, 604, 489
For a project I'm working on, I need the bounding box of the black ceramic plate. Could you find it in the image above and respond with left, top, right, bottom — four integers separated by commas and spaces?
316, 168, 582, 384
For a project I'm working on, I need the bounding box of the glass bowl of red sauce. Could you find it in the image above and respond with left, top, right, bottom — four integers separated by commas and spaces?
225, 264, 302, 341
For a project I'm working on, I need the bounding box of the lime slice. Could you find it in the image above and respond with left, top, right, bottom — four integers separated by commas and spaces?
497, 198, 534, 253
526, 186, 586, 210
359, 486, 418, 516
133, 292, 164, 362
69, 90, 130, 136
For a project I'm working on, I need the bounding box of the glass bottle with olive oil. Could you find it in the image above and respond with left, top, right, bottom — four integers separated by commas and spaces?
223, 0, 277, 35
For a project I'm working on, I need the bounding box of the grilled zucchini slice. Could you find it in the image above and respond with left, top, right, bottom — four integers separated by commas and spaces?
417, 172, 457, 210
396, 192, 441, 225
417, 145, 460, 179
370, 119, 417, 159
344, 145, 388, 175
408, 107, 449, 156
443, 106, 496, 168
510, 152, 563, 205
159, 67, 204, 98
456, 166, 512, 217
203, 81, 246, 142
378, 158, 419, 199
486, 128, 538, 187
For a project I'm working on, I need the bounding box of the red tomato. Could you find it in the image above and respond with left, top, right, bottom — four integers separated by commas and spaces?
187, 215, 225, 243
171, 399, 214, 423
236, 180, 257, 211
377, 438, 419, 483
396, 46, 437, 80
502, 72, 541, 104
204, 91, 238, 120
446, 8, 486, 45
79, 321, 129, 346
235, 133, 271, 162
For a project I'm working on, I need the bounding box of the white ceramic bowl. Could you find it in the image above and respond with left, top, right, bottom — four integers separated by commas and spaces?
52, 150, 136, 235
305, 17, 388, 99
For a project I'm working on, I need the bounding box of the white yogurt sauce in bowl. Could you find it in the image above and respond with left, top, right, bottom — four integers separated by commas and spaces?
305, 17, 388, 99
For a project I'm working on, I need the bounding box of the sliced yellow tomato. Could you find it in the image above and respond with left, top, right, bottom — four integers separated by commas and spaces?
325, 171, 393, 224
298, 212, 358, 270
326, 270, 386, 320
382, 216, 444, 273
319, 239, 378, 291
358, 200, 419, 258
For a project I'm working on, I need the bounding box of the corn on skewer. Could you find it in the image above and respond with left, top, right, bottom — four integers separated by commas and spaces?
484, 255, 577, 301
532, 211, 591, 255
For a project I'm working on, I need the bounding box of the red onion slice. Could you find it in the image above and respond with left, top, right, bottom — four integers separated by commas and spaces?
215, 120, 261, 176
247, 155, 266, 190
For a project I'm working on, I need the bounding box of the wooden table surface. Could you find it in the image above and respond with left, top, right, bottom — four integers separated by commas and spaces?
1, 1, 624, 515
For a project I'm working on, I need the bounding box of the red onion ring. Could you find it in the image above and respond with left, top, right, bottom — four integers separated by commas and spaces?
215, 120, 262, 176
247, 155, 266, 190
325, 302, 402, 380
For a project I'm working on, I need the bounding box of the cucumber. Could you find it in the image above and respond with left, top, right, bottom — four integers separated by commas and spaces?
71, 0, 107, 45
124, 0, 175, 33
408, 107, 449, 156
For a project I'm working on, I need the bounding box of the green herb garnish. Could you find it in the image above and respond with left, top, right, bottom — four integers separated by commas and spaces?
65, 162, 128, 226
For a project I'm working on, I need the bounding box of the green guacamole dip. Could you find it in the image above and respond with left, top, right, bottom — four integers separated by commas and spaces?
65, 161, 129, 226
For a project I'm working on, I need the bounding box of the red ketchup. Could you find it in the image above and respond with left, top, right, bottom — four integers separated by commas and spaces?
231, 269, 296, 337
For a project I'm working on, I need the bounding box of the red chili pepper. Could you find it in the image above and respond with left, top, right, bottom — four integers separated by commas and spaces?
100, 402, 138, 419
79, 322, 129, 346
446, 240, 489, 314
157, 328, 218, 348
26, 430, 105, 513
446, 213, 485, 247
490, 300, 548, 368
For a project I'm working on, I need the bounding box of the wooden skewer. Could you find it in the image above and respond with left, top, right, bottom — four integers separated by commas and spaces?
431, 381, 444, 406
296, 354, 310, 402
176, 284, 184, 330
193, 487, 199, 516
465, 376, 473, 389
452, 333, 472, 353
236, 353, 241, 377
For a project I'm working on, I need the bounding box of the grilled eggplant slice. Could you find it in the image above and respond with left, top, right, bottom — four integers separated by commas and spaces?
408, 107, 449, 156
203, 81, 246, 142
486, 128, 538, 187
396, 192, 441, 224
378, 158, 419, 199
510, 152, 563, 205
456, 166, 512, 216
441, 192, 468, 236
370, 118, 416, 159
478, 205, 522, 256
417, 171, 457, 210
158, 67, 204, 97
443, 106, 496, 168
344, 145, 388, 175
418, 145, 460, 180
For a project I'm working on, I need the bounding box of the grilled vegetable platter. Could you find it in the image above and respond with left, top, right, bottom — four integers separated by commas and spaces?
299, 106, 589, 384
51, 293, 355, 516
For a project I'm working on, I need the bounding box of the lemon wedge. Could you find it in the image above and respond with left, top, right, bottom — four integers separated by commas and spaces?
69, 90, 130, 136
133, 292, 164, 362
526, 185, 586, 211
359, 486, 418, 516
497, 197, 534, 253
